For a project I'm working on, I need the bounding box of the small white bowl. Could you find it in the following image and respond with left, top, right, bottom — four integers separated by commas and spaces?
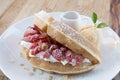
60, 11, 81, 30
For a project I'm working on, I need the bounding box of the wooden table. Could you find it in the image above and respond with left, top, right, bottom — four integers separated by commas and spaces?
0, 0, 120, 80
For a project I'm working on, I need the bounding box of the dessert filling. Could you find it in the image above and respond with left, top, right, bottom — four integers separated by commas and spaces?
21, 25, 91, 66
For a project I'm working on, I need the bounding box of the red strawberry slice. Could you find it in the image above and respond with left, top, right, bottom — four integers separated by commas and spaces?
43, 49, 50, 58
31, 46, 41, 55
52, 49, 63, 61
49, 44, 59, 53
40, 38, 48, 42
39, 33, 48, 42
30, 43, 38, 49
60, 46, 67, 53
75, 55, 84, 66
65, 50, 73, 62
24, 27, 39, 37
23, 34, 40, 43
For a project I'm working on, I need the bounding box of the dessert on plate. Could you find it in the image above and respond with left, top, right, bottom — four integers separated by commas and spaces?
20, 10, 102, 74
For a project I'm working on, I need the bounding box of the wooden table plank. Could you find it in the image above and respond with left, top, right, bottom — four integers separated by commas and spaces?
0, 0, 15, 18
13, 0, 78, 22
13, 0, 46, 22
0, 0, 27, 35
76, 0, 110, 24
110, 0, 120, 36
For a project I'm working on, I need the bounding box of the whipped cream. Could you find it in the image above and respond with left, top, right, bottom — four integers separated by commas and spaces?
36, 52, 76, 66
20, 41, 32, 49
21, 41, 91, 66
83, 58, 91, 63
36, 51, 58, 63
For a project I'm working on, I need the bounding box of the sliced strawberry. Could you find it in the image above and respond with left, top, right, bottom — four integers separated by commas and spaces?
24, 27, 39, 37
52, 49, 63, 61
23, 36, 31, 42
60, 46, 67, 53
31, 46, 41, 55
65, 50, 73, 62
30, 43, 38, 49
23, 34, 40, 43
75, 55, 84, 66
39, 33, 48, 42
40, 38, 48, 42
43, 49, 50, 58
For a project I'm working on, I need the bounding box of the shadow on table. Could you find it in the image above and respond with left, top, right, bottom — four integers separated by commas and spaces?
113, 72, 120, 80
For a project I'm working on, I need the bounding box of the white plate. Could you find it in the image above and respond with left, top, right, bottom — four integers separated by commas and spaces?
0, 12, 120, 80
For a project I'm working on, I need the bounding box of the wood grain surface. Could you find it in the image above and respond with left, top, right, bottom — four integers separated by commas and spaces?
0, 0, 120, 80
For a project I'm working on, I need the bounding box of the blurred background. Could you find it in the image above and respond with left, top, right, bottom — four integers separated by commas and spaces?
0, 0, 120, 80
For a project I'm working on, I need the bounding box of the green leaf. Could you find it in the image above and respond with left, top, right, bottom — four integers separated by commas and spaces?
91, 12, 97, 24
97, 23, 108, 28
